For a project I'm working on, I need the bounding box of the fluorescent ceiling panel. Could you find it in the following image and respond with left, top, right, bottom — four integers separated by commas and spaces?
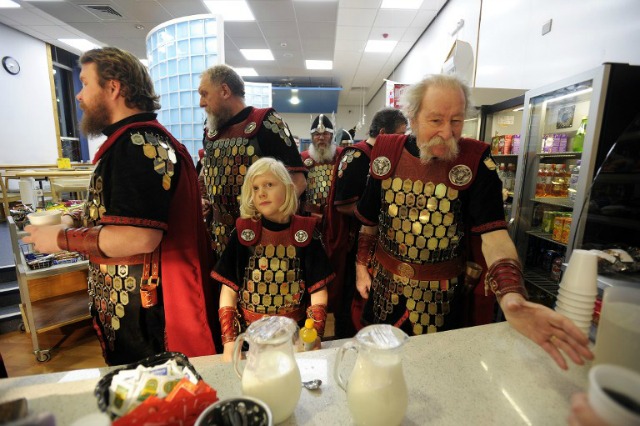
0, 0, 20, 8
58, 38, 100, 52
306, 60, 333, 70
240, 49, 274, 61
381, 0, 423, 9
233, 67, 258, 76
365, 40, 397, 53
203, 1, 255, 21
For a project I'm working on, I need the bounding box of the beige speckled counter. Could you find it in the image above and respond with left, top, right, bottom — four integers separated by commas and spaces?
0, 322, 589, 425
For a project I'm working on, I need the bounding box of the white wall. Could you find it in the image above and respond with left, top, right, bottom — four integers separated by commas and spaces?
358, 0, 640, 123
476, 0, 640, 89
0, 23, 58, 164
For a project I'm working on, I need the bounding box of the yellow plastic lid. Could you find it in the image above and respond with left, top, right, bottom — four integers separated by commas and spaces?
305, 318, 315, 329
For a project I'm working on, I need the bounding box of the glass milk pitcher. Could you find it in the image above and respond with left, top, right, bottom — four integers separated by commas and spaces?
334, 324, 409, 426
233, 316, 301, 424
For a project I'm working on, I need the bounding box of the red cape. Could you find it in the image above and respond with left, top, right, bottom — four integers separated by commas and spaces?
93, 120, 217, 356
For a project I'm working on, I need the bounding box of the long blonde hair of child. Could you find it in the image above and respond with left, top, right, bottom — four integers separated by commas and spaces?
239, 157, 299, 219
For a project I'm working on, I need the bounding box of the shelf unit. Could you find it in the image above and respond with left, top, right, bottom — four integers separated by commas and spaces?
7, 216, 90, 362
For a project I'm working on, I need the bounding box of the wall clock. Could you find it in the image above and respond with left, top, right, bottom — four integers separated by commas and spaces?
2, 56, 20, 75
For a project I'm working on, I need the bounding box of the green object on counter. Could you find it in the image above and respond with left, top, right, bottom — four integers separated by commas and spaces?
573, 117, 587, 152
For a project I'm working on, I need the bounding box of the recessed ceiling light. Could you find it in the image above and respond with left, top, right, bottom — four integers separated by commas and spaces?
381, 0, 423, 9
240, 49, 274, 61
0, 0, 20, 8
365, 40, 397, 53
306, 60, 333, 70
135, 24, 145, 30
233, 67, 258, 76
203, 1, 255, 21
58, 38, 100, 52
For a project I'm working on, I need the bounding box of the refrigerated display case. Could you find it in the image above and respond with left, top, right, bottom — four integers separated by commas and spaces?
510, 63, 640, 306
479, 96, 525, 225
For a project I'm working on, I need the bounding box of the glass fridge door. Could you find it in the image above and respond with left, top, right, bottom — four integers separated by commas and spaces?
511, 68, 607, 306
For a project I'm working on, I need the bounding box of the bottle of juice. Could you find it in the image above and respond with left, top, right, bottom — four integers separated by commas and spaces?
573, 117, 588, 152
300, 318, 317, 351
535, 164, 546, 197
544, 164, 555, 196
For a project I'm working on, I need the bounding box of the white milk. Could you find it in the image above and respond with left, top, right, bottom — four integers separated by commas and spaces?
594, 301, 640, 373
347, 356, 408, 426
242, 350, 302, 424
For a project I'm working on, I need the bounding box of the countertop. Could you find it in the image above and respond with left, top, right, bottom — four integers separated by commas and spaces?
0, 322, 589, 425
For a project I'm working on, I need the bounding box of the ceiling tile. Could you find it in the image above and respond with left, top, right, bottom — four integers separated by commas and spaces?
410, 9, 438, 27
339, 0, 382, 8
224, 22, 262, 38
156, 0, 208, 17
337, 8, 377, 26
233, 37, 269, 49
373, 9, 418, 27
335, 25, 370, 41
294, 2, 338, 22
248, 0, 295, 21
0, 8, 58, 26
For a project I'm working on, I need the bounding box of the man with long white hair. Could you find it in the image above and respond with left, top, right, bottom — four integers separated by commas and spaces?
354, 74, 593, 370
301, 114, 342, 219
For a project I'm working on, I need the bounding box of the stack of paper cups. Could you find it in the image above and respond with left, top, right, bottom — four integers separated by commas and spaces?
555, 249, 598, 335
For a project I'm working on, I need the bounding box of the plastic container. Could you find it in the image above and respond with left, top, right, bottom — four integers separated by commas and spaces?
300, 318, 317, 351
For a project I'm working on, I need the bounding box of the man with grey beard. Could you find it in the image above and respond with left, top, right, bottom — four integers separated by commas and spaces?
354, 74, 593, 371
301, 114, 342, 220
198, 65, 307, 257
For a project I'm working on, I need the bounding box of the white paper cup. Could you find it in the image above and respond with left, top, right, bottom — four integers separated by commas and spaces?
588, 364, 640, 426
556, 292, 596, 310
558, 287, 597, 303
27, 210, 62, 226
555, 299, 593, 316
559, 249, 598, 296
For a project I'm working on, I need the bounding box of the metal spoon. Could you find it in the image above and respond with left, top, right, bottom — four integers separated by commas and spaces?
302, 379, 322, 390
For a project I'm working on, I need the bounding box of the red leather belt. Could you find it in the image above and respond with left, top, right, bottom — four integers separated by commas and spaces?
240, 306, 305, 325
374, 246, 464, 281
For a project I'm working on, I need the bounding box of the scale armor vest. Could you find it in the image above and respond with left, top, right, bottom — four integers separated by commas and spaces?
202, 108, 275, 255
84, 128, 177, 349
367, 135, 486, 335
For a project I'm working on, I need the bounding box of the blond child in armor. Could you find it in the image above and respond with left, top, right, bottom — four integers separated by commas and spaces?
213, 158, 332, 361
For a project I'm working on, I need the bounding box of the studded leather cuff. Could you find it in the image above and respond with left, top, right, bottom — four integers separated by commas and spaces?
219, 306, 241, 345
56, 226, 105, 258
356, 232, 377, 267
484, 258, 528, 301
306, 303, 327, 338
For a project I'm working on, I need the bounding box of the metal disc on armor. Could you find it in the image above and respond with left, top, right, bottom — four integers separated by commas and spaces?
131, 133, 145, 145
388, 204, 399, 217
143, 144, 157, 159
382, 179, 392, 190
449, 165, 472, 186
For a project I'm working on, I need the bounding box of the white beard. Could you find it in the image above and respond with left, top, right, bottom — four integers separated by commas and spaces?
309, 142, 336, 163
417, 136, 459, 164
206, 111, 219, 133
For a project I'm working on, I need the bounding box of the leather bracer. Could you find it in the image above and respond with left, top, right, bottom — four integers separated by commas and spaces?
57, 226, 105, 258
356, 232, 377, 267
484, 258, 528, 301
219, 306, 241, 345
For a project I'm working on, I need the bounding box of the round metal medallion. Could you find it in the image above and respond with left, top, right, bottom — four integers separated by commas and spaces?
294, 230, 309, 243
241, 229, 256, 242
371, 156, 391, 177
449, 164, 472, 186
207, 129, 217, 139
397, 262, 415, 279
304, 158, 314, 167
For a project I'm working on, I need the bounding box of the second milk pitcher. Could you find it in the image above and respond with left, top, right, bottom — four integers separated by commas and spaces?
333, 324, 409, 426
